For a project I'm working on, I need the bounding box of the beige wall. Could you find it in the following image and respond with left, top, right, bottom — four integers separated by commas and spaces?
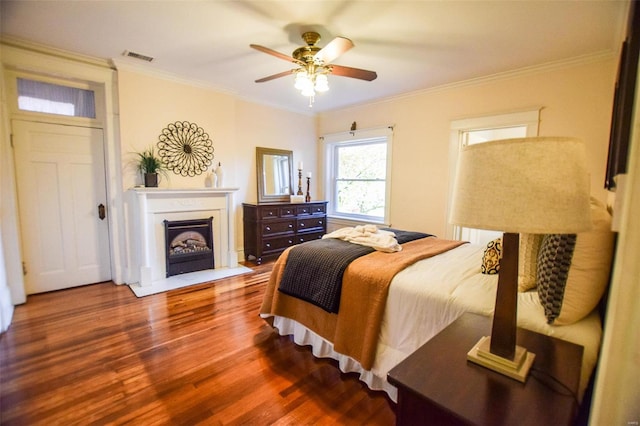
118, 69, 237, 190
116, 69, 316, 255
233, 100, 316, 242
316, 57, 617, 238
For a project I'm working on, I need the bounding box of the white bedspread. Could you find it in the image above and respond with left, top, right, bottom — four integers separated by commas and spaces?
267, 243, 602, 403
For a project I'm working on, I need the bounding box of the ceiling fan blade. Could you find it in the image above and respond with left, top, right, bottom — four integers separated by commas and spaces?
255, 70, 294, 83
330, 64, 377, 81
250, 44, 295, 62
314, 36, 354, 64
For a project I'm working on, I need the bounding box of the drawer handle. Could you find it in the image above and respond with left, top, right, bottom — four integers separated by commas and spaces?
288, 240, 293, 244
266, 243, 271, 248
300, 223, 305, 227
319, 220, 323, 224
288, 224, 293, 228
268, 211, 274, 216
266, 226, 271, 231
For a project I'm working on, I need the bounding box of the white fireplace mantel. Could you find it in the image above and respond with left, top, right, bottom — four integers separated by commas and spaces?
126, 187, 239, 288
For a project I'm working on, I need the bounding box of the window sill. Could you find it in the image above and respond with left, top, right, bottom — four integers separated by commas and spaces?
327, 215, 390, 229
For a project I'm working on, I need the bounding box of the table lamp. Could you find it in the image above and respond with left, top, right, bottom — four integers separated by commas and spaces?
449, 137, 592, 381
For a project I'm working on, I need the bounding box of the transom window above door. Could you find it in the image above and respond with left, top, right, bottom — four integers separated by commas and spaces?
17, 78, 96, 118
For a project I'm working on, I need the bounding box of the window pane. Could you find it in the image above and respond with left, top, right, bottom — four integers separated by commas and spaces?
325, 129, 392, 223
465, 126, 527, 145
337, 143, 386, 179
17, 78, 96, 118
336, 180, 386, 217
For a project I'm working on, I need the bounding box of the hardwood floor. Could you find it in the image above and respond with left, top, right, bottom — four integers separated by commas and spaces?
0, 262, 396, 425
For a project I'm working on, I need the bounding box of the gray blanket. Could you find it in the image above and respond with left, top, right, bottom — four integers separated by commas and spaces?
278, 229, 432, 313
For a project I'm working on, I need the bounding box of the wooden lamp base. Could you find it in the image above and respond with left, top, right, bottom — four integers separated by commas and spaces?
468, 232, 536, 383
467, 335, 535, 382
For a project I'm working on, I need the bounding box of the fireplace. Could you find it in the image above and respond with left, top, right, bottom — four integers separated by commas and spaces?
164, 217, 214, 277
126, 188, 239, 289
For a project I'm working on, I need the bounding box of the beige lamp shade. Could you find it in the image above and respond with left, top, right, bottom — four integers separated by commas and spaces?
449, 137, 592, 234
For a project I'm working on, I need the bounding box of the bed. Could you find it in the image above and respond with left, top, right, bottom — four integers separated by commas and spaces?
259, 200, 614, 403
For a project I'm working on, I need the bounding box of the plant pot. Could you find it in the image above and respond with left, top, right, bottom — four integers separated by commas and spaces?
144, 172, 158, 187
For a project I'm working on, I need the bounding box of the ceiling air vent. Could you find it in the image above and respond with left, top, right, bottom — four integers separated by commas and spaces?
123, 50, 154, 62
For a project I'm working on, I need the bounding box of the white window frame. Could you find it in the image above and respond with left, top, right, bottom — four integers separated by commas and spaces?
446, 109, 541, 242
321, 126, 393, 225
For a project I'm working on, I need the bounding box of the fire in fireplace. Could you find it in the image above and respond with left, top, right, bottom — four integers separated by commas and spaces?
164, 217, 214, 277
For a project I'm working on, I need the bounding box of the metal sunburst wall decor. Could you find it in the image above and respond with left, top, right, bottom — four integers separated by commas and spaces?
157, 121, 214, 176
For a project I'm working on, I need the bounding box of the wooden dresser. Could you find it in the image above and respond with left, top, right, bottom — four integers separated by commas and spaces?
242, 201, 328, 264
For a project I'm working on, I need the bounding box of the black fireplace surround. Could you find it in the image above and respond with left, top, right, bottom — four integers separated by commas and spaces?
163, 217, 214, 277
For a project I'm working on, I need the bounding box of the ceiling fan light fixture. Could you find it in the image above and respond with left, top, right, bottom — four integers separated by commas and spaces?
251, 31, 374, 107
301, 84, 315, 97
315, 74, 329, 92
294, 71, 311, 90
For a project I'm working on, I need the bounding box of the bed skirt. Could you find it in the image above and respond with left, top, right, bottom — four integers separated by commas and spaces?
262, 314, 400, 402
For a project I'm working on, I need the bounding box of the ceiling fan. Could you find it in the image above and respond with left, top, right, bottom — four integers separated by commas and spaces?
250, 31, 377, 106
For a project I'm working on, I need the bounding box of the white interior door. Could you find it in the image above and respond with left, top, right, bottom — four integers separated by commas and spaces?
12, 120, 111, 294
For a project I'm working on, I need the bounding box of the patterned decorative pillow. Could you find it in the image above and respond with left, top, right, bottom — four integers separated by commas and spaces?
537, 234, 577, 323
481, 238, 502, 274
518, 233, 543, 292
537, 198, 615, 325
478, 234, 543, 286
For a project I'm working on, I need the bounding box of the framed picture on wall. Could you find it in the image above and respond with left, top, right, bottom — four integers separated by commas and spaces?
606, 2, 640, 190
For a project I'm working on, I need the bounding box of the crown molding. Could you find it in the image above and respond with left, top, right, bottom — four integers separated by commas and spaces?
112, 59, 315, 116
328, 50, 617, 113
0, 35, 113, 69
111, 58, 235, 96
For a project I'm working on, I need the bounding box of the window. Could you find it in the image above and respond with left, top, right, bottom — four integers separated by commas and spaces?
323, 127, 393, 223
462, 126, 527, 145
17, 78, 96, 118
447, 109, 541, 243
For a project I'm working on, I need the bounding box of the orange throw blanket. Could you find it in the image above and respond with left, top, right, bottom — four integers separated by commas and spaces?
260, 237, 466, 369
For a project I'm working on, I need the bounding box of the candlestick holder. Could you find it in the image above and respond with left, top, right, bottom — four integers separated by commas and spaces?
305, 177, 311, 202
297, 169, 303, 195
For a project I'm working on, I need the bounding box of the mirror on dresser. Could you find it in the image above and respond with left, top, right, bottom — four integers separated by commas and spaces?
256, 147, 294, 203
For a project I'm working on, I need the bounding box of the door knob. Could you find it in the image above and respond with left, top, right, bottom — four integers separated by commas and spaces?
98, 203, 106, 220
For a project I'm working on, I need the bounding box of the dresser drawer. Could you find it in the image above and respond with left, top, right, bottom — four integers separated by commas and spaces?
263, 220, 295, 236
309, 203, 326, 215
279, 206, 296, 217
297, 217, 325, 232
296, 203, 326, 216
259, 206, 280, 219
262, 235, 295, 253
297, 231, 324, 244
296, 205, 312, 215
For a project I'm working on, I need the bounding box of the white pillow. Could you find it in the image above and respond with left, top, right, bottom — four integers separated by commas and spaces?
518, 233, 543, 292
537, 198, 615, 325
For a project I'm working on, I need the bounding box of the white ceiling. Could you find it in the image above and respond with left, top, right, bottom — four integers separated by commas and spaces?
0, 1, 629, 114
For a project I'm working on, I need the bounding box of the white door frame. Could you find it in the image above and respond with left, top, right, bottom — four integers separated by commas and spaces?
445, 108, 541, 241
0, 39, 126, 305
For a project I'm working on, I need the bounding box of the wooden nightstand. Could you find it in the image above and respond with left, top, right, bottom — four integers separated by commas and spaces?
387, 313, 583, 426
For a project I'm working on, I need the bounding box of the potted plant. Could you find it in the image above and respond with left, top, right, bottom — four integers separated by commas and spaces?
136, 147, 166, 187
